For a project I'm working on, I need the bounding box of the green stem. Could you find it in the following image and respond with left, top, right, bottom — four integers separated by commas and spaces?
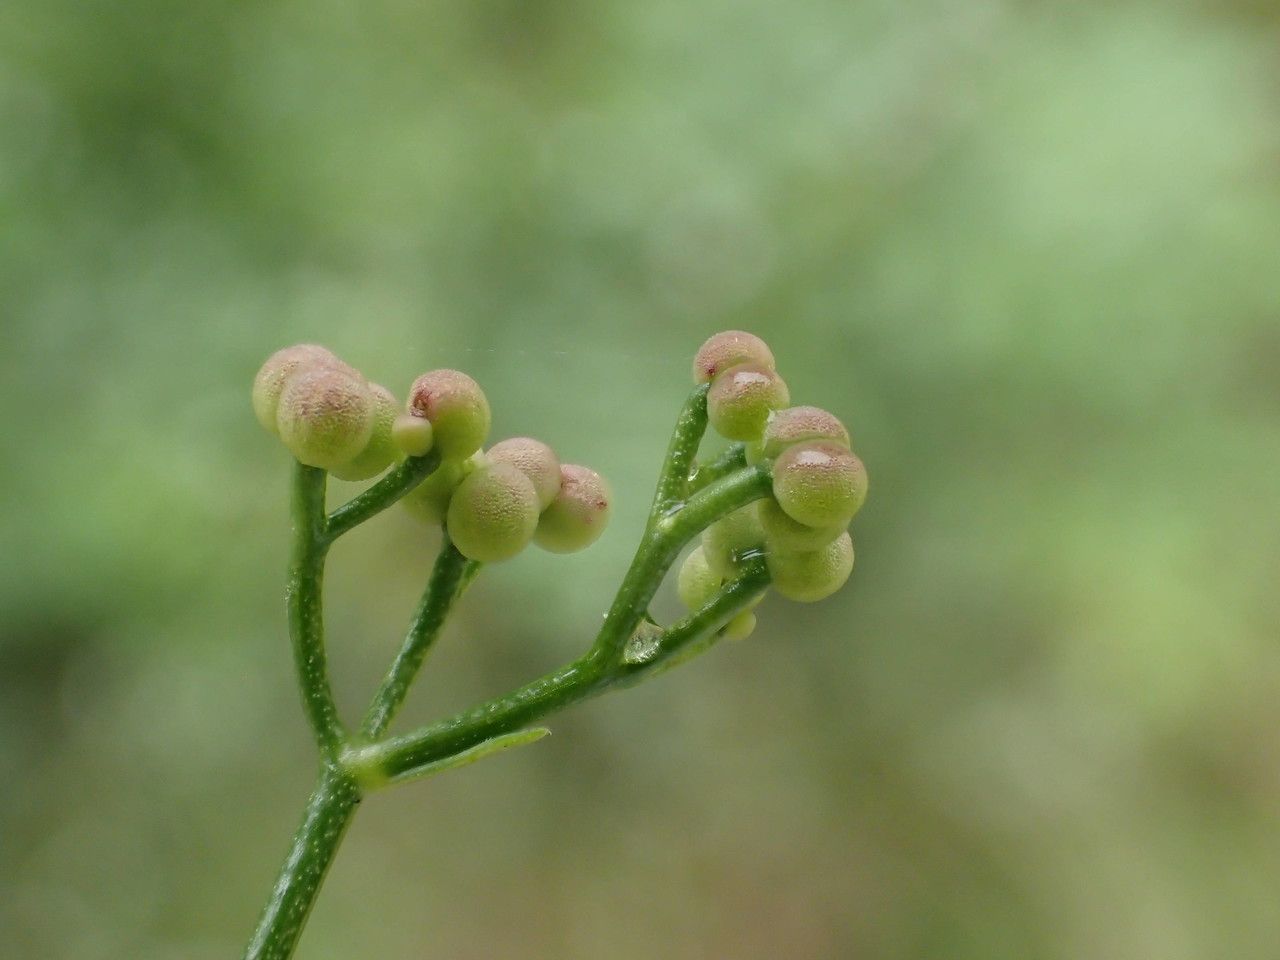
615, 560, 770, 686
242, 767, 360, 960
286, 463, 346, 759
325, 452, 441, 542
360, 539, 473, 740
362, 465, 773, 783
688, 443, 747, 493
249, 391, 775, 960
358, 562, 769, 782
649, 383, 709, 519
592, 462, 773, 664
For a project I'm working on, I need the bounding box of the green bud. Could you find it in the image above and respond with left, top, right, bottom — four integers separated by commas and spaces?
406, 369, 491, 460
534, 464, 612, 554
761, 405, 851, 459
767, 532, 854, 603
252, 344, 344, 434
391, 413, 434, 457
401, 452, 483, 526
771, 441, 867, 528
276, 365, 374, 470
692, 330, 776, 384
707, 363, 790, 442
702, 503, 765, 578
722, 611, 757, 641
446, 463, 540, 563
758, 497, 846, 552
676, 546, 722, 611
485, 437, 561, 510
329, 383, 399, 481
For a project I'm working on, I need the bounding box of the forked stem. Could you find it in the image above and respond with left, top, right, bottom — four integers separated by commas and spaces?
245, 387, 775, 960
286, 463, 346, 760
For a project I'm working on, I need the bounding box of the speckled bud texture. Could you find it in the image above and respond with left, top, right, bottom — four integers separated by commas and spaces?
446, 463, 540, 562
276, 365, 375, 470
692, 330, 776, 383
771, 441, 867, 529
407, 369, 491, 460
534, 464, 612, 553
486, 437, 562, 510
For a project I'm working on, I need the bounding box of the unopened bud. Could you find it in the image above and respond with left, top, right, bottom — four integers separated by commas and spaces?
330, 383, 400, 481
275, 365, 374, 470
406, 369, 491, 460
692, 331, 776, 384
534, 464, 612, 554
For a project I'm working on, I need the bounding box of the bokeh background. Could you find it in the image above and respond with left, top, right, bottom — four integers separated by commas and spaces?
3, 0, 1279, 957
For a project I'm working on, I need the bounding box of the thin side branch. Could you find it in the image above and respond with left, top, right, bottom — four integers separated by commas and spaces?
688, 442, 747, 493
285, 462, 347, 758
649, 383, 710, 520
591, 461, 773, 664
361, 563, 770, 783
360, 538, 474, 739
325, 451, 441, 542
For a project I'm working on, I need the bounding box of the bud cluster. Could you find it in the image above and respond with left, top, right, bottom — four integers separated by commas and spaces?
252, 344, 402, 479
676, 332, 869, 633
394, 378, 611, 563
254, 345, 613, 564
419, 439, 612, 564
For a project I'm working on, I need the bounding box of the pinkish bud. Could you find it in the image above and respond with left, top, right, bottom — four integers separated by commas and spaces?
707, 363, 790, 442
692, 330, 776, 384
534, 464, 612, 554
485, 437, 562, 510
252, 344, 345, 434
275, 365, 374, 470
329, 383, 400, 481
406, 369, 491, 461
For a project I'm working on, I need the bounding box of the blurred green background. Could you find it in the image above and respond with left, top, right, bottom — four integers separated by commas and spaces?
3, 0, 1279, 957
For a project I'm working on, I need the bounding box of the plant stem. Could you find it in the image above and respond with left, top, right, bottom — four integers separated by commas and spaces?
242, 766, 360, 960
325, 452, 441, 542
650, 382, 709, 518
593, 462, 772, 664
356, 562, 769, 782
361, 465, 773, 783
247, 558, 766, 960
360, 538, 473, 739
688, 443, 747, 492
615, 562, 770, 686
249, 389, 776, 960
286, 463, 346, 759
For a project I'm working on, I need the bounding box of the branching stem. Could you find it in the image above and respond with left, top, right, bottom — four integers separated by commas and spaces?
360, 538, 473, 740
246, 388, 775, 960
285, 463, 346, 759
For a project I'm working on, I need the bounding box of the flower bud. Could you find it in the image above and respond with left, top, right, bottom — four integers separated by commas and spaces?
707, 363, 790, 442
329, 383, 400, 481
767, 532, 854, 603
485, 437, 561, 510
723, 611, 757, 641
771, 441, 867, 529
275, 364, 375, 470
676, 546, 722, 611
758, 497, 846, 552
761, 405, 850, 459
701, 503, 766, 578
534, 464, 612, 554
406, 369, 491, 460
446, 463, 540, 563
252, 344, 344, 434
692, 330, 776, 384
392, 413, 434, 457
400, 453, 483, 525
